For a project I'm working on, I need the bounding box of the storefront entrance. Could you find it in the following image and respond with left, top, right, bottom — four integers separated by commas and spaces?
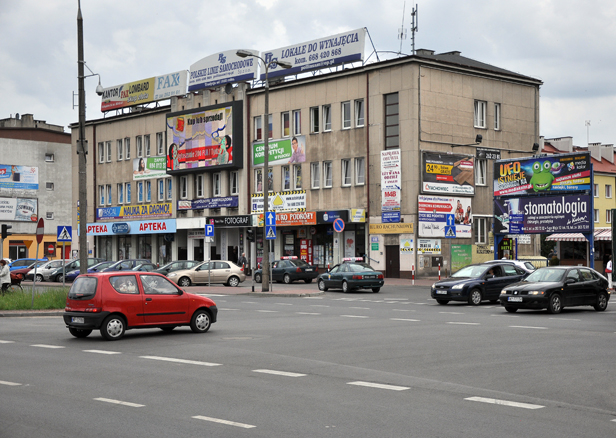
385, 245, 400, 278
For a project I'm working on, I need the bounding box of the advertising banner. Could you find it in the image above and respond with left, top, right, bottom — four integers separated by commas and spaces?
166, 101, 243, 173
251, 190, 306, 213
422, 152, 475, 195
178, 196, 239, 211
132, 157, 169, 180
0, 165, 38, 190
253, 135, 306, 167
400, 238, 414, 254
417, 239, 442, 254
0, 197, 38, 221
418, 195, 472, 238
494, 194, 591, 234
96, 202, 173, 220
451, 245, 473, 272
261, 28, 365, 80
189, 50, 259, 92
382, 189, 400, 212
381, 149, 401, 190
100, 70, 187, 111
493, 152, 591, 197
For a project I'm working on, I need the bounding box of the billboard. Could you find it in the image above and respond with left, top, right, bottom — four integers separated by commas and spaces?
0, 165, 38, 190
96, 202, 173, 220
178, 197, 239, 210
166, 101, 243, 174
418, 195, 473, 238
262, 28, 365, 80
132, 157, 169, 180
189, 50, 259, 92
251, 191, 306, 213
100, 71, 187, 111
494, 194, 591, 234
494, 152, 591, 196
252, 135, 306, 167
381, 149, 401, 190
0, 197, 38, 221
422, 152, 475, 195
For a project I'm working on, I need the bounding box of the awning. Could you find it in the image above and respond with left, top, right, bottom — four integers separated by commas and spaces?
545, 229, 611, 242
595, 228, 612, 241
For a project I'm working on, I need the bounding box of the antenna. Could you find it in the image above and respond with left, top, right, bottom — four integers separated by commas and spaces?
411, 4, 418, 55
398, 1, 407, 55
585, 120, 591, 146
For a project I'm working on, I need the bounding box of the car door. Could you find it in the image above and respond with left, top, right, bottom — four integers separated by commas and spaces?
563, 268, 584, 306
271, 261, 286, 282
578, 268, 600, 305
107, 274, 145, 327
215, 261, 232, 283
193, 262, 213, 284
141, 274, 189, 324
331, 264, 348, 288
323, 265, 339, 287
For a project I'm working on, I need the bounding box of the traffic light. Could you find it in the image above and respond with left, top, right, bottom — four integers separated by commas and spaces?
246, 228, 254, 241
1, 224, 12, 239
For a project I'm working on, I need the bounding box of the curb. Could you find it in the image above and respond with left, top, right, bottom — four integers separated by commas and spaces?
0, 311, 64, 317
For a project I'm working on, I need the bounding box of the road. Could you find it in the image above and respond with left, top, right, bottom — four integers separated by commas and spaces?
2, 284, 616, 437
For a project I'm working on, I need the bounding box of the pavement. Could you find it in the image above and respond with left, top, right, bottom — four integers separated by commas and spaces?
0, 276, 440, 317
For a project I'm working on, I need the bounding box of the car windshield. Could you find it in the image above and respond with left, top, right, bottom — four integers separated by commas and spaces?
290, 259, 310, 267
91, 261, 114, 271
524, 262, 536, 270
525, 268, 566, 282
347, 263, 375, 272
29, 261, 46, 269
68, 277, 98, 299
452, 265, 487, 278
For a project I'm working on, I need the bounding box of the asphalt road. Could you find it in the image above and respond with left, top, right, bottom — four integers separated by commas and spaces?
2, 285, 616, 437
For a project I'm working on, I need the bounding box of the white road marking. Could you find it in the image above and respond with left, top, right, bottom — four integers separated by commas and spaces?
549, 318, 580, 321
440, 312, 465, 315
447, 322, 480, 325
83, 350, 121, 355
0, 380, 21, 386
296, 312, 321, 315
0, 340, 15, 344
30, 344, 65, 349
465, 396, 544, 410
140, 356, 221, 367
275, 303, 293, 306
509, 326, 547, 330
94, 397, 145, 407
341, 315, 369, 318
220, 308, 239, 311
384, 298, 408, 301
302, 296, 323, 299
409, 302, 426, 305
310, 305, 330, 307
255, 310, 278, 313
242, 301, 257, 304
390, 318, 421, 322
347, 381, 409, 391
253, 369, 306, 377
192, 415, 256, 429
350, 307, 370, 310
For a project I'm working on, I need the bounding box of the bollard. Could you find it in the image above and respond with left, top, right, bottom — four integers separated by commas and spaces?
438, 263, 441, 281
412, 264, 415, 285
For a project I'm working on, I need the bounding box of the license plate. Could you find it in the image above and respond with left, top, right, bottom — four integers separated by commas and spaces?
436, 290, 447, 295
508, 297, 523, 302
305, 269, 312, 272
71, 317, 85, 323
365, 275, 376, 279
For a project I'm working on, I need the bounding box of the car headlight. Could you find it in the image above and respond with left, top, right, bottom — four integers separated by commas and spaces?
528, 291, 544, 295
431, 283, 436, 289
451, 284, 465, 289
500, 290, 508, 295
168, 273, 177, 277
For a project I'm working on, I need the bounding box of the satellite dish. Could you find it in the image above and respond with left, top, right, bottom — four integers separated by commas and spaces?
224, 83, 233, 95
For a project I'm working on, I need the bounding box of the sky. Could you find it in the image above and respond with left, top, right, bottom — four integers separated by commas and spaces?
1, 0, 615, 147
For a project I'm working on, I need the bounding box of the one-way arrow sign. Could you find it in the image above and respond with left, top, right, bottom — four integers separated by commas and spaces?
266, 212, 276, 226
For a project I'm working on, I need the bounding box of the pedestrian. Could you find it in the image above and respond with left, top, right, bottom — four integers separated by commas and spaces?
0, 260, 10, 293
237, 252, 247, 270
606, 255, 613, 290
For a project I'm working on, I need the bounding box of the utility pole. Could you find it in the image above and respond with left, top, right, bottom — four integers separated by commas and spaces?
77, 1, 88, 274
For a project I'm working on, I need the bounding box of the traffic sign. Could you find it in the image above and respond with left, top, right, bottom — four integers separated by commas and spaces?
266, 225, 276, 240
57, 226, 72, 242
36, 218, 45, 244
266, 212, 276, 226
446, 214, 455, 227
333, 218, 345, 233
205, 224, 215, 237
444, 225, 456, 238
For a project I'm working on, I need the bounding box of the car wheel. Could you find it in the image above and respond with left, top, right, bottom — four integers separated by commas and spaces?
35, 274, 44, 282
594, 291, 609, 311
254, 273, 262, 283
436, 299, 449, 305
284, 274, 292, 284
504, 306, 518, 313
342, 281, 349, 293
547, 293, 562, 314
178, 277, 192, 287
468, 288, 482, 305
372, 287, 380, 293
318, 279, 328, 291
161, 327, 175, 332
228, 276, 240, 287
55, 274, 64, 283
100, 315, 126, 341
304, 279, 313, 284
68, 327, 92, 338
190, 309, 211, 333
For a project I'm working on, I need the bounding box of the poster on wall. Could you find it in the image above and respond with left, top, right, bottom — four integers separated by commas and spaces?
400, 238, 414, 254
422, 152, 475, 195
451, 245, 473, 272
494, 152, 591, 197
0, 165, 38, 190
133, 157, 169, 180
253, 136, 306, 167
381, 149, 401, 190
418, 195, 472, 238
0, 197, 38, 221
417, 239, 441, 254
344, 230, 356, 258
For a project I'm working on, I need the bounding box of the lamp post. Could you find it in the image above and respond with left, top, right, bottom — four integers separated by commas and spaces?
236, 50, 291, 291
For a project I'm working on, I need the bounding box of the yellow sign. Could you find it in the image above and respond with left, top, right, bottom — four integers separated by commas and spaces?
369, 223, 414, 234
426, 163, 452, 175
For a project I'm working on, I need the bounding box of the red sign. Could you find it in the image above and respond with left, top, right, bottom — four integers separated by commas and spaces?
47, 243, 55, 255
300, 239, 313, 265
276, 212, 317, 226
36, 218, 45, 244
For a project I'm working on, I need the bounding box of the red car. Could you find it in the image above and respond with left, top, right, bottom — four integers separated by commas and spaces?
63, 271, 218, 341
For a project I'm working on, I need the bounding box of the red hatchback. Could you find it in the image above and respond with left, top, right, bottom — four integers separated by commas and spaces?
63, 272, 218, 341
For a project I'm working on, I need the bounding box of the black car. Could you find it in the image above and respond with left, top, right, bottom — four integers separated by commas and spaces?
254, 257, 319, 284
431, 262, 529, 305
499, 266, 610, 314
101, 259, 151, 272
49, 258, 106, 282
317, 262, 384, 293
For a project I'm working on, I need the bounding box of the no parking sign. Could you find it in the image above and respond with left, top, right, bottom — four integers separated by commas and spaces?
333, 218, 345, 233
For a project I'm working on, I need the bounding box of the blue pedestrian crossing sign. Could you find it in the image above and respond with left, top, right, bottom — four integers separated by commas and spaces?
266, 225, 276, 240
57, 226, 72, 242
444, 225, 456, 238
205, 224, 215, 237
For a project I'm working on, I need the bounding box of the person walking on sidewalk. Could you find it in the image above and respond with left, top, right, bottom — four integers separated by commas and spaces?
0, 260, 10, 293
237, 252, 247, 270
606, 255, 613, 290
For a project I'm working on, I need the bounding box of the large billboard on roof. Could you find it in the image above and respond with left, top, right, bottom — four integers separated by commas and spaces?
100, 71, 187, 111
189, 49, 259, 92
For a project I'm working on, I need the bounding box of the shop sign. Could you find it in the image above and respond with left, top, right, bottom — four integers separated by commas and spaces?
111, 223, 131, 234
417, 239, 442, 254
371, 243, 379, 251
400, 238, 414, 254
381, 150, 401, 190
96, 202, 173, 220
251, 191, 306, 213
350, 208, 365, 223
369, 223, 414, 234
188, 230, 205, 239
87, 219, 176, 236
317, 210, 349, 223
178, 196, 238, 210
382, 211, 400, 223
276, 211, 316, 226
422, 152, 475, 195
507, 234, 531, 244
206, 215, 250, 227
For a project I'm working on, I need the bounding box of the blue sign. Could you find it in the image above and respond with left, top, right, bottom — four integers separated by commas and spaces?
111, 223, 131, 234
444, 226, 456, 238
266, 212, 277, 226
382, 211, 401, 223
57, 226, 72, 242
333, 218, 345, 232
178, 196, 239, 211
446, 214, 456, 226
205, 224, 215, 237
266, 225, 276, 240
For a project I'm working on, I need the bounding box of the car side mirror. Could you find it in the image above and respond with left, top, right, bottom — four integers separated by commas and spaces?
565, 278, 575, 284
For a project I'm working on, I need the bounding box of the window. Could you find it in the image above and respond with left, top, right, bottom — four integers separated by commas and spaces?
106, 184, 112, 205
180, 176, 187, 199
117, 139, 123, 160
125, 182, 131, 204
255, 168, 263, 193
98, 142, 104, 163
46, 212, 54, 220
106, 141, 112, 162
267, 114, 273, 139
144, 134, 151, 157
125, 137, 131, 159
282, 112, 290, 137
475, 159, 487, 186
311, 162, 320, 189
606, 185, 612, 198
99, 185, 105, 206
322, 104, 331, 131
341, 159, 351, 186
167, 179, 172, 200
254, 116, 262, 141
355, 99, 365, 127
213, 173, 221, 197
46, 182, 54, 191
137, 181, 144, 203
230, 171, 239, 195
342, 101, 351, 129
282, 165, 291, 191
118, 183, 124, 204
594, 209, 600, 223
196, 174, 204, 197
158, 179, 165, 201
310, 107, 319, 133
385, 93, 399, 149
474, 100, 487, 128
45, 153, 54, 162
156, 132, 164, 155
494, 103, 501, 130
323, 161, 333, 188
293, 110, 301, 135
594, 184, 599, 197
474, 217, 488, 244
355, 158, 365, 185
293, 164, 302, 190
146, 181, 151, 202
267, 167, 273, 192
607, 209, 613, 224
137, 135, 143, 157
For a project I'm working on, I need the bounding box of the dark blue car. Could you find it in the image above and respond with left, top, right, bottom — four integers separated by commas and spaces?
64, 261, 115, 282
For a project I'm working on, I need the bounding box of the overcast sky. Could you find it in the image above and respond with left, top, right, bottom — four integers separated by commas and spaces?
1, 0, 614, 147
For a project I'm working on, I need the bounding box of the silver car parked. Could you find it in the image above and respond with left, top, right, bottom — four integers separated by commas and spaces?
26, 259, 69, 282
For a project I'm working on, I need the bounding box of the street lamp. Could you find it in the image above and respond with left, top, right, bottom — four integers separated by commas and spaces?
237, 50, 292, 291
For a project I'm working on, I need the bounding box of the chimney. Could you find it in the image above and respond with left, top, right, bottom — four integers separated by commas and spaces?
545, 137, 573, 153
415, 49, 435, 56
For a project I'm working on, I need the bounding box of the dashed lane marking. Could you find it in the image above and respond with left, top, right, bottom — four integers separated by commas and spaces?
192, 416, 256, 429
140, 356, 221, 367
94, 397, 145, 407
31, 344, 65, 349
0, 380, 21, 386
509, 326, 547, 330
447, 322, 480, 325
347, 381, 409, 391
341, 315, 369, 318
549, 318, 580, 321
274, 303, 293, 306
83, 350, 121, 355
390, 318, 421, 322
310, 305, 330, 307
296, 312, 321, 315
0, 340, 15, 344
255, 310, 278, 313
253, 369, 306, 377
440, 312, 465, 315
350, 307, 370, 310
465, 396, 544, 410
